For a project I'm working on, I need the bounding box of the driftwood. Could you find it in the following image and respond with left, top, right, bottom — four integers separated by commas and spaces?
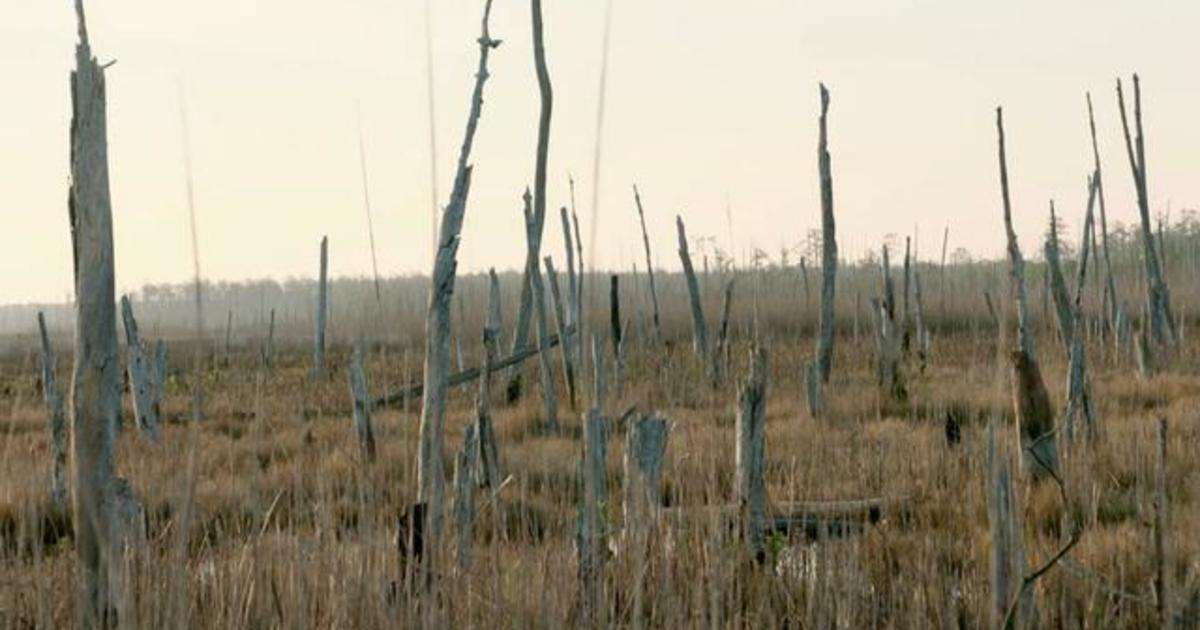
633, 185, 663, 343
68, 2, 130, 621
416, 0, 500, 548
37, 312, 69, 506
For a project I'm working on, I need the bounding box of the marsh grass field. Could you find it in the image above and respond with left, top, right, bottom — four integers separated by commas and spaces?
1, 266, 1199, 628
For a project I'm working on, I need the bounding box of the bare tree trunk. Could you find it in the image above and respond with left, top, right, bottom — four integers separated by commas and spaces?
544, 256, 577, 409
986, 421, 1031, 629
1064, 177, 1099, 440
997, 108, 1036, 360
815, 83, 838, 384
735, 347, 768, 561
715, 278, 734, 381
505, 0, 556, 402
454, 425, 477, 572
633, 185, 663, 343
623, 412, 667, 628
37, 312, 69, 507
1088, 93, 1120, 343
1153, 416, 1171, 628
120, 296, 160, 440
677, 215, 714, 383
1044, 202, 1074, 352
475, 269, 503, 489
609, 274, 625, 399
349, 344, 377, 462
913, 270, 930, 374
876, 247, 907, 403
1118, 75, 1177, 350
68, 3, 127, 622
940, 226, 950, 322
524, 190, 559, 431
577, 408, 608, 619
416, 0, 500, 557
902, 236, 913, 354
314, 235, 328, 377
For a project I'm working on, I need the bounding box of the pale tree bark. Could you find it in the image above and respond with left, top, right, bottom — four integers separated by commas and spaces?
349, 344, 377, 462
997, 108, 1035, 360
1087, 93, 1120, 341
68, 2, 128, 622
735, 347, 768, 561
577, 408, 608, 619
633, 185, 663, 343
37, 312, 69, 507
475, 269, 503, 489
814, 83, 838, 384
623, 412, 667, 628
524, 190, 559, 430
1117, 76, 1177, 351
544, 256, 577, 409
120, 296, 160, 440
875, 247, 907, 403
416, 0, 500, 553
1064, 177, 1099, 440
505, 0, 555, 402
454, 425, 477, 572
903, 236, 913, 354
314, 235, 329, 377
677, 215, 714, 383
985, 421, 1032, 629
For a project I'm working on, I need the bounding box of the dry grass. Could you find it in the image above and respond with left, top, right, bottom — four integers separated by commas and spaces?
1, 306, 1198, 628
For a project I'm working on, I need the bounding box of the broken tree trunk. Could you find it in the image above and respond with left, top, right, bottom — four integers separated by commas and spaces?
677, 215, 716, 383
735, 346, 768, 561
623, 413, 668, 536
68, 2, 130, 621
120, 296, 159, 440
1044, 202, 1074, 352
1088, 93, 1120, 343
633, 185, 663, 343
1153, 416, 1170, 628
349, 344, 377, 462
314, 235, 328, 377
815, 83, 838, 385
1118, 75, 1177, 350
544, 256, 577, 409
1064, 176, 1099, 440
577, 408, 608, 618
37, 312, 69, 507
475, 270, 503, 489
997, 108, 1036, 360
416, 0, 500, 552
986, 421, 1032, 629
609, 274, 625, 399
223, 309, 233, 361
525, 190, 559, 431
913, 269, 930, 374
560, 206, 578, 349
875, 247, 907, 403
454, 425, 477, 573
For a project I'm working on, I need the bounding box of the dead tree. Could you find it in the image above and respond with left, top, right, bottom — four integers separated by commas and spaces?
454, 425, 477, 572
416, 0, 500, 552
314, 235, 329, 377
902, 236, 913, 353
120, 296, 159, 439
986, 421, 1032, 629
677, 215, 715, 383
1044, 202, 1074, 350
348, 344, 377, 462
609, 274, 625, 399
815, 83, 838, 384
1117, 75, 1177, 350
544, 256, 578, 409
913, 268, 930, 373
623, 412, 667, 626
997, 108, 1035, 360
68, 2, 133, 621
715, 278, 735, 377
1153, 416, 1170, 628
1064, 177, 1099, 439
37, 312, 69, 506
577, 408, 609, 617
475, 269, 503, 489
735, 347, 768, 561
559, 206, 578, 343
525, 190, 559, 430
633, 185, 663, 343
875, 247, 906, 403
1087, 94, 1120, 342
505, 0, 555, 402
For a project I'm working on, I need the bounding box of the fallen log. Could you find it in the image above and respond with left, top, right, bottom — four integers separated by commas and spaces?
374, 327, 573, 410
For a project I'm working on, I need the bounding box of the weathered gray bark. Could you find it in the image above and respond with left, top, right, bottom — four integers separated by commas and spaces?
875, 247, 906, 402
349, 344, 377, 462
735, 347, 768, 560
1087, 94, 1120, 342
37, 312, 69, 506
120, 296, 160, 440
815, 83, 838, 384
571, 195, 585, 380
677, 215, 714, 382
1044, 202, 1074, 351
623, 413, 667, 534
544, 256, 577, 409
804, 360, 823, 417
505, 0, 556, 402
1117, 76, 1177, 350
577, 408, 608, 616
996, 108, 1036, 360
475, 269, 503, 489
454, 425, 477, 572
1064, 177, 1099, 439
985, 421, 1031, 629
68, 3, 128, 621
416, 0, 499, 549
314, 235, 328, 377
633, 185, 663, 343
524, 190, 559, 430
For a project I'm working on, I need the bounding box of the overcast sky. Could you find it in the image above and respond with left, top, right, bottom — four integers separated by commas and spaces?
2, 1, 1198, 304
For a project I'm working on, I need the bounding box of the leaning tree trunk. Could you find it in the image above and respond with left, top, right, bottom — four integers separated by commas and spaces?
524, 190, 559, 431
1118, 75, 1177, 351
1087, 93, 1120, 342
1064, 177, 1099, 440
677, 215, 715, 383
1044, 202, 1075, 352
633, 184, 663, 343
68, 3, 130, 623
37, 312, 69, 507
120, 296, 160, 439
544, 256, 577, 409
814, 83, 838, 385
996, 108, 1035, 360
416, 0, 500, 558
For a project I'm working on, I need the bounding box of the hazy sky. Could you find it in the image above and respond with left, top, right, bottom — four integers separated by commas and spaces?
2, 1, 1198, 304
